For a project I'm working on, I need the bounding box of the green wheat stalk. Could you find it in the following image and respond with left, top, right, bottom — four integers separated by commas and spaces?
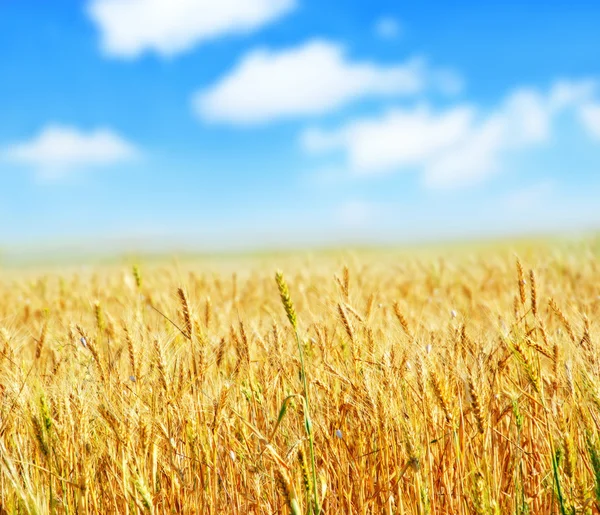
275, 271, 321, 515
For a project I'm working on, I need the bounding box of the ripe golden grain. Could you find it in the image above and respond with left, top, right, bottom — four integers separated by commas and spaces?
0, 241, 598, 513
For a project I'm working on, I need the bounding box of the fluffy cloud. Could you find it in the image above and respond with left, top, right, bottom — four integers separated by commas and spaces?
194, 40, 461, 124
87, 0, 295, 58
302, 105, 475, 171
302, 79, 599, 188
374, 17, 402, 40
579, 103, 600, 140
2, 125, 140, 180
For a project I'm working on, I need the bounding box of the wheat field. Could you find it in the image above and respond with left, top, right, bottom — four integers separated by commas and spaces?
1, 240, 599, 514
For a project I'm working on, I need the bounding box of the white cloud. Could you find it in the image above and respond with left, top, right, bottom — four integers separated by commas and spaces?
302, 104, 476, 172
193, 40, 461, 124
374, 17, 402, 40
2, 125, 140, 180
579, 103, 600, 140
87, 0, 295, 58
431, 68, 465, 96
423, 117, 505, 188
302, 79, 599, 188
549, 79, 597, 110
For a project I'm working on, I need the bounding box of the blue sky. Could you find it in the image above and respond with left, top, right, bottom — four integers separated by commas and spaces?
1, 0, 600, 252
